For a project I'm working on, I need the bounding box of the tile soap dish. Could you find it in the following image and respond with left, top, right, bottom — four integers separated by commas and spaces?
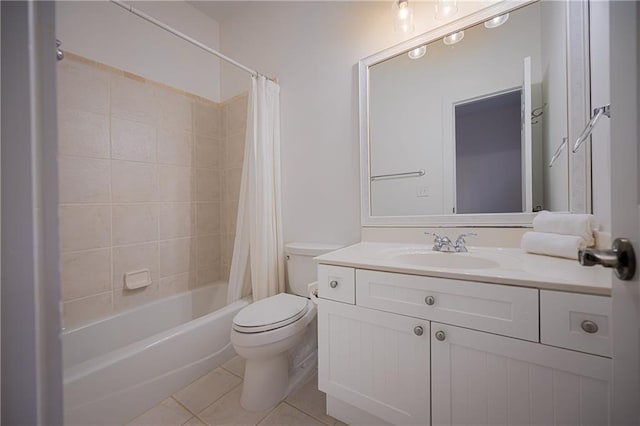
124, 269, 151, 290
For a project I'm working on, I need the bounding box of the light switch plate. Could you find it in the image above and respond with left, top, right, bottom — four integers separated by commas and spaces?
416, 186, 430, 197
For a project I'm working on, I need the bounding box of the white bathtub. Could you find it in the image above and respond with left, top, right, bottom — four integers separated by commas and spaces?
63, 283, 249, 425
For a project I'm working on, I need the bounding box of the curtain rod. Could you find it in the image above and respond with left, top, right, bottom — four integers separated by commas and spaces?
110, 0, 277, 83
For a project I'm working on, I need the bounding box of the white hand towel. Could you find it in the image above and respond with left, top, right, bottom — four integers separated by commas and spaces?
533, 211, 596, 246
521, 231, 588, 260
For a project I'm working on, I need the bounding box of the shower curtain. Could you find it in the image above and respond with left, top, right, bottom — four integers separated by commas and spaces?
227, 75, 285, 303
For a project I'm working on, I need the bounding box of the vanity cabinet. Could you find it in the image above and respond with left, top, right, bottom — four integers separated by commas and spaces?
317, 266, 612, 426
431, 323, 611, 426
318, 300, 430, 425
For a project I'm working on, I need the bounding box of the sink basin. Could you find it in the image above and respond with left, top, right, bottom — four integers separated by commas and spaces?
390, 252, 500, 269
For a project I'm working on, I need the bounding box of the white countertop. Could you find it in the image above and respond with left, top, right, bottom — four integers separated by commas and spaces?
315, 242, 612, 296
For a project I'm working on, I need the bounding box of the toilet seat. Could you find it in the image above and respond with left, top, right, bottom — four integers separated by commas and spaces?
233, 293, 309, 334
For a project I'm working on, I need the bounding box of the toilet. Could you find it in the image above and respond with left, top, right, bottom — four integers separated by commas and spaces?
230, 242, 341, 412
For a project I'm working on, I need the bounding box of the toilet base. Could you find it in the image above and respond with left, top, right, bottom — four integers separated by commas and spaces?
241, 354, 289, 411
239, 348, 318, 412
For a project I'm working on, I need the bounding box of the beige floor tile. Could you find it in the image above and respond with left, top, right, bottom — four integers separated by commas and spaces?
127, 397, 192, 425
286, 372, 336, 425
173, 367, 242, 414
258, 402, 325, 426
183, 416, 206, 425
198, 384, 272, 425
221, 355, 246, 378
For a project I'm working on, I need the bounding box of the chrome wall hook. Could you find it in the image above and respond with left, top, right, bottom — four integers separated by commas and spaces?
572, 104, 610, 153
56, 39, 64, 61
549, 137, 568, 168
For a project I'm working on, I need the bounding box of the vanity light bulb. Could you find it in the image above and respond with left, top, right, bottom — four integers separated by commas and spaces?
393, 0, 414, 34
443, 30, 465, 45
408, 45, 427, 59
398, 5, 409, 19
435, 0, 458, 20
484, 13, 510, 29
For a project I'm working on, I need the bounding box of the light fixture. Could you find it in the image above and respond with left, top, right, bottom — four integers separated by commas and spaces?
443, 31, 464, 45
393, 0, 414, 34
484, 13, 510, 29
408, 45, 427, 59
435, 0, 458, 20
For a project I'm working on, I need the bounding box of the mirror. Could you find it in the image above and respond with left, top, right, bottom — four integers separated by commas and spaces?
360, 0, 591, 226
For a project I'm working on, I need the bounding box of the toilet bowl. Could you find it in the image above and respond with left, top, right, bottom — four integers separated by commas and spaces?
230, 242, 341, 412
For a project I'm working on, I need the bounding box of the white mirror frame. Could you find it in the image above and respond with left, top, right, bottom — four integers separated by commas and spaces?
359, 0, 591, 227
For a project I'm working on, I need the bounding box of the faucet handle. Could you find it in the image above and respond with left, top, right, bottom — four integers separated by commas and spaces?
425, 232, 445, 251
454, 232, 477, 252
424, 232, 443, 242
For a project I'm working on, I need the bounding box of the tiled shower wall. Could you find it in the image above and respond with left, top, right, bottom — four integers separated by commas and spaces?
58, 53, 247, 328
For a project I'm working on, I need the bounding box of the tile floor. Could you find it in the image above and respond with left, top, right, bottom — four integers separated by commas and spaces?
127, 356, 346, 426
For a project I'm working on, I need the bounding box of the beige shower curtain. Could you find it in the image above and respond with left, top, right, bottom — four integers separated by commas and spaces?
227, 75, 285, 303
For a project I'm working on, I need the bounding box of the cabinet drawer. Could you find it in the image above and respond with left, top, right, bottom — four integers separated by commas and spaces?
356, 270, 539, 341
540, 290, 612, 357
318, 265, 355, 304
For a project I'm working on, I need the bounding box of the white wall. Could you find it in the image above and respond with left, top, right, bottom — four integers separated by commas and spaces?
56, 1, 222, 101
219, 1, 498, 246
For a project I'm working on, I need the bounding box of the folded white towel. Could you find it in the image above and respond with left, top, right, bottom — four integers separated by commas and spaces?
533, 211, 596, 246
521, 231, 588, 260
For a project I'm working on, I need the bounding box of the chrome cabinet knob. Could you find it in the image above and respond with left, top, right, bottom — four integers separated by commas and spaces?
581, 320, 599, 334
435, 330, 446, 341
414, 326, 424, 336
425, 296, 435, 306
329, 280, 339, 289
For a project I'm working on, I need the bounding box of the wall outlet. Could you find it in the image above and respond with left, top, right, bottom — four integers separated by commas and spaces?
416, 186, 430, 197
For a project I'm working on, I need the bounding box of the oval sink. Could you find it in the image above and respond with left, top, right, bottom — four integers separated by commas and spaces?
391, 252, 500, 269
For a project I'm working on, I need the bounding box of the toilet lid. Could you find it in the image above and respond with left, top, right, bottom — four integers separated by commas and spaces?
233, 293, 309, 333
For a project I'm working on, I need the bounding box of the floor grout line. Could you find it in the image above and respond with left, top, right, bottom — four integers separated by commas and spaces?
282, 401, 333, 425
140, 361, 333, 426
219, 365, 243, 379
253, 399, 280, 426
284, 398, 335, 426
256, 401, 287, 426
170, 395, 199, 418
193, 382, 242, 419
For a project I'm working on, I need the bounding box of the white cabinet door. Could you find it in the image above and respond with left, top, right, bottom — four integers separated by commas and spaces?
431, 323, 611, 426
318, 300, 430, 425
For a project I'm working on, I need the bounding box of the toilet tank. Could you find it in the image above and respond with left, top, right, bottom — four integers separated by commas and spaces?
285, 242, 343, 296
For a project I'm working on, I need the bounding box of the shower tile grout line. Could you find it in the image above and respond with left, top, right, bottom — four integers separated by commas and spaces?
59, 233, 224, 256
108, 60, 116, 316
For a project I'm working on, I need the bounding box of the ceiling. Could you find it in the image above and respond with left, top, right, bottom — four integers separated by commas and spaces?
187, 1, 251, 23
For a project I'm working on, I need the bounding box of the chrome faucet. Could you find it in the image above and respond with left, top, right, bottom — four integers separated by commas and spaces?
425, 232, 477, 253
453, 233, 477, 253
425, 232, 455, 252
